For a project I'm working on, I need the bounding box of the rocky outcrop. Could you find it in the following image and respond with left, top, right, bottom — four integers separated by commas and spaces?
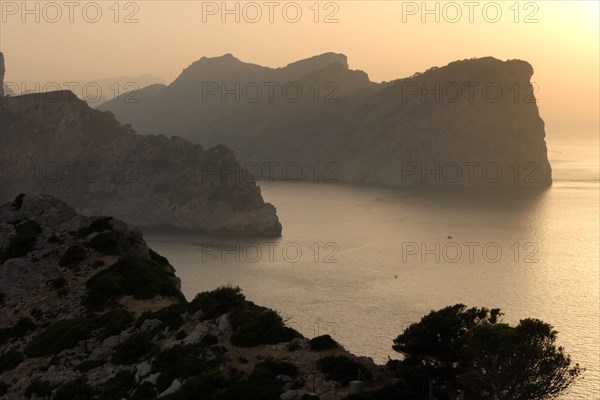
0, 91, 282, 236
100, 53, 552, 187
0, 195, 390, 399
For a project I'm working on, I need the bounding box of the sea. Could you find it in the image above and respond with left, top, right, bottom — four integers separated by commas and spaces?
146, 138, 599, 399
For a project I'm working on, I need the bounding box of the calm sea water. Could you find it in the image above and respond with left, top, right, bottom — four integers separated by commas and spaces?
146, 140, 599, 399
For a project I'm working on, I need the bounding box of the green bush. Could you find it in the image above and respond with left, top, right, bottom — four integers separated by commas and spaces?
318, 356, 372, 387
78, 217, 114, 237
86, 232, 121, 255
75, 359, 106, 373
52, 379, 94, 400
199, 333, 218, 347
25, 379, 53, 397
59, 245, 87, 267
0, 381, 8, 396
98, 370, 136, 400
85, 256, 182, 307
149, 248, 170, 266
49, 276, 67, 289
97, 309, 135, 339
153, 344, 209, 391
136, 303, 188, 333
161, 368, 228, 400
0, 317, 36, 345
25, 318, 97, 357
111, 332, 153, 365
2, 233, 37, 261
0, 349, 23, 372
229, 302, 300, 347
189, 286, 245, 319
256, 358, 298, 377
309, 335, 338, 351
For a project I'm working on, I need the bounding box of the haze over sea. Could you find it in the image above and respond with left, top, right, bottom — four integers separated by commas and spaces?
147, 139, 599, 399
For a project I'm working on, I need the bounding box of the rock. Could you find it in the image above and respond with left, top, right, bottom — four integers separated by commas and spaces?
217, 314, 231, 335
1, 89, 282, 236
142, 372, 161, 385
135, 361, 152, 381
140, 319, 162, 332
160, 378, 182, 396
99, 54, 552, 188
348, 380, 365, 394
183, 321, 210, 344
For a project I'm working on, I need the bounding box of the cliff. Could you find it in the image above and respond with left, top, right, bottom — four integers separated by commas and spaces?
0, 195, 389, 399
0, 91, 282, 236
100, 54, 552, 188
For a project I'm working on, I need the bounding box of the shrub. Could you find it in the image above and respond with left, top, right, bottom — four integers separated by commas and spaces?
175, 330, 187, 340
78, 217, 114, 237
153, 344, 209, 391
75, 359, 106, 373
199, 333, 218, 347
25, 318, 97, 357
59, 245, 87, 267
52, 379, 94, 400
0, 349, 23, 372
98, 370, 136, 400
85, 256, 182, 307
309, 334, 338, 351
25, 379, 52, 397
57, 288, 69, 297
256, 358, 298, 377
0, 381, 8, 396
229, 302, 300, 347
86, 232, 121, 255
318, 356, 372, 387
189, 286, 245, 319
149, 248, 169, 266
12, 194, 25, 210
49, 276, 67, 289
2, 233, 37, 261
136, 303, 188, 333
111, 332, 153, 365
97, 309, 135, 339
160, 368, 228, 400
0, 317, 36, 345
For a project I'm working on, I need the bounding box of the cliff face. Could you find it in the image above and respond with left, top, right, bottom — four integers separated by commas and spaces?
100, 54, 552, 188
0, 91, 282, 235
0, 195, 388, 399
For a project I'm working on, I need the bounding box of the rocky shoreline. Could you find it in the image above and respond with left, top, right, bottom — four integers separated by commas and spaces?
0, 194, 390, 399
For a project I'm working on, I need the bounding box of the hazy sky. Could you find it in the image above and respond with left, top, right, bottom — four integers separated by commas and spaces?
1, 0, 598, 139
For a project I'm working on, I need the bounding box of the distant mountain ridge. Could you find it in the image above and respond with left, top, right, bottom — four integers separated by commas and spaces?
0, 88, 282, 236
99, 53, 552, 187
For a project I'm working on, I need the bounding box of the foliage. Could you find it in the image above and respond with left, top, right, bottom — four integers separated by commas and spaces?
98, 370, 136, 400
149, 248, 170, 266
59, 245, 87, 267
309, 334, 338, 350
52, 379, 94, 400
111, 332, 153, 365
0, 317, 36, 345
136, 303, 188, 333
255, 358, 298, 377
0, 349, 24, 373
318, 355, 372, 387
25, 380, 53, 397
14, 220, 42, 236
1, 233, 37, 261
25, 318, 97, 357
392, 304, 582, 400
85, 256, 182, 307
96, 309, 135, 339
229, 301, 300, 347
189, 286, 245, 320
86, 232, 121, 255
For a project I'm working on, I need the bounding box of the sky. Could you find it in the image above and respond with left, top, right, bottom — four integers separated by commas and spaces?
1, 0, 598, 140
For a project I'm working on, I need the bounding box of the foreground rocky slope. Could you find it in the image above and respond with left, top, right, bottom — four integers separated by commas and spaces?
100, 53, 552, 187
0, 195, 390, 399
0, 87, 281, 236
